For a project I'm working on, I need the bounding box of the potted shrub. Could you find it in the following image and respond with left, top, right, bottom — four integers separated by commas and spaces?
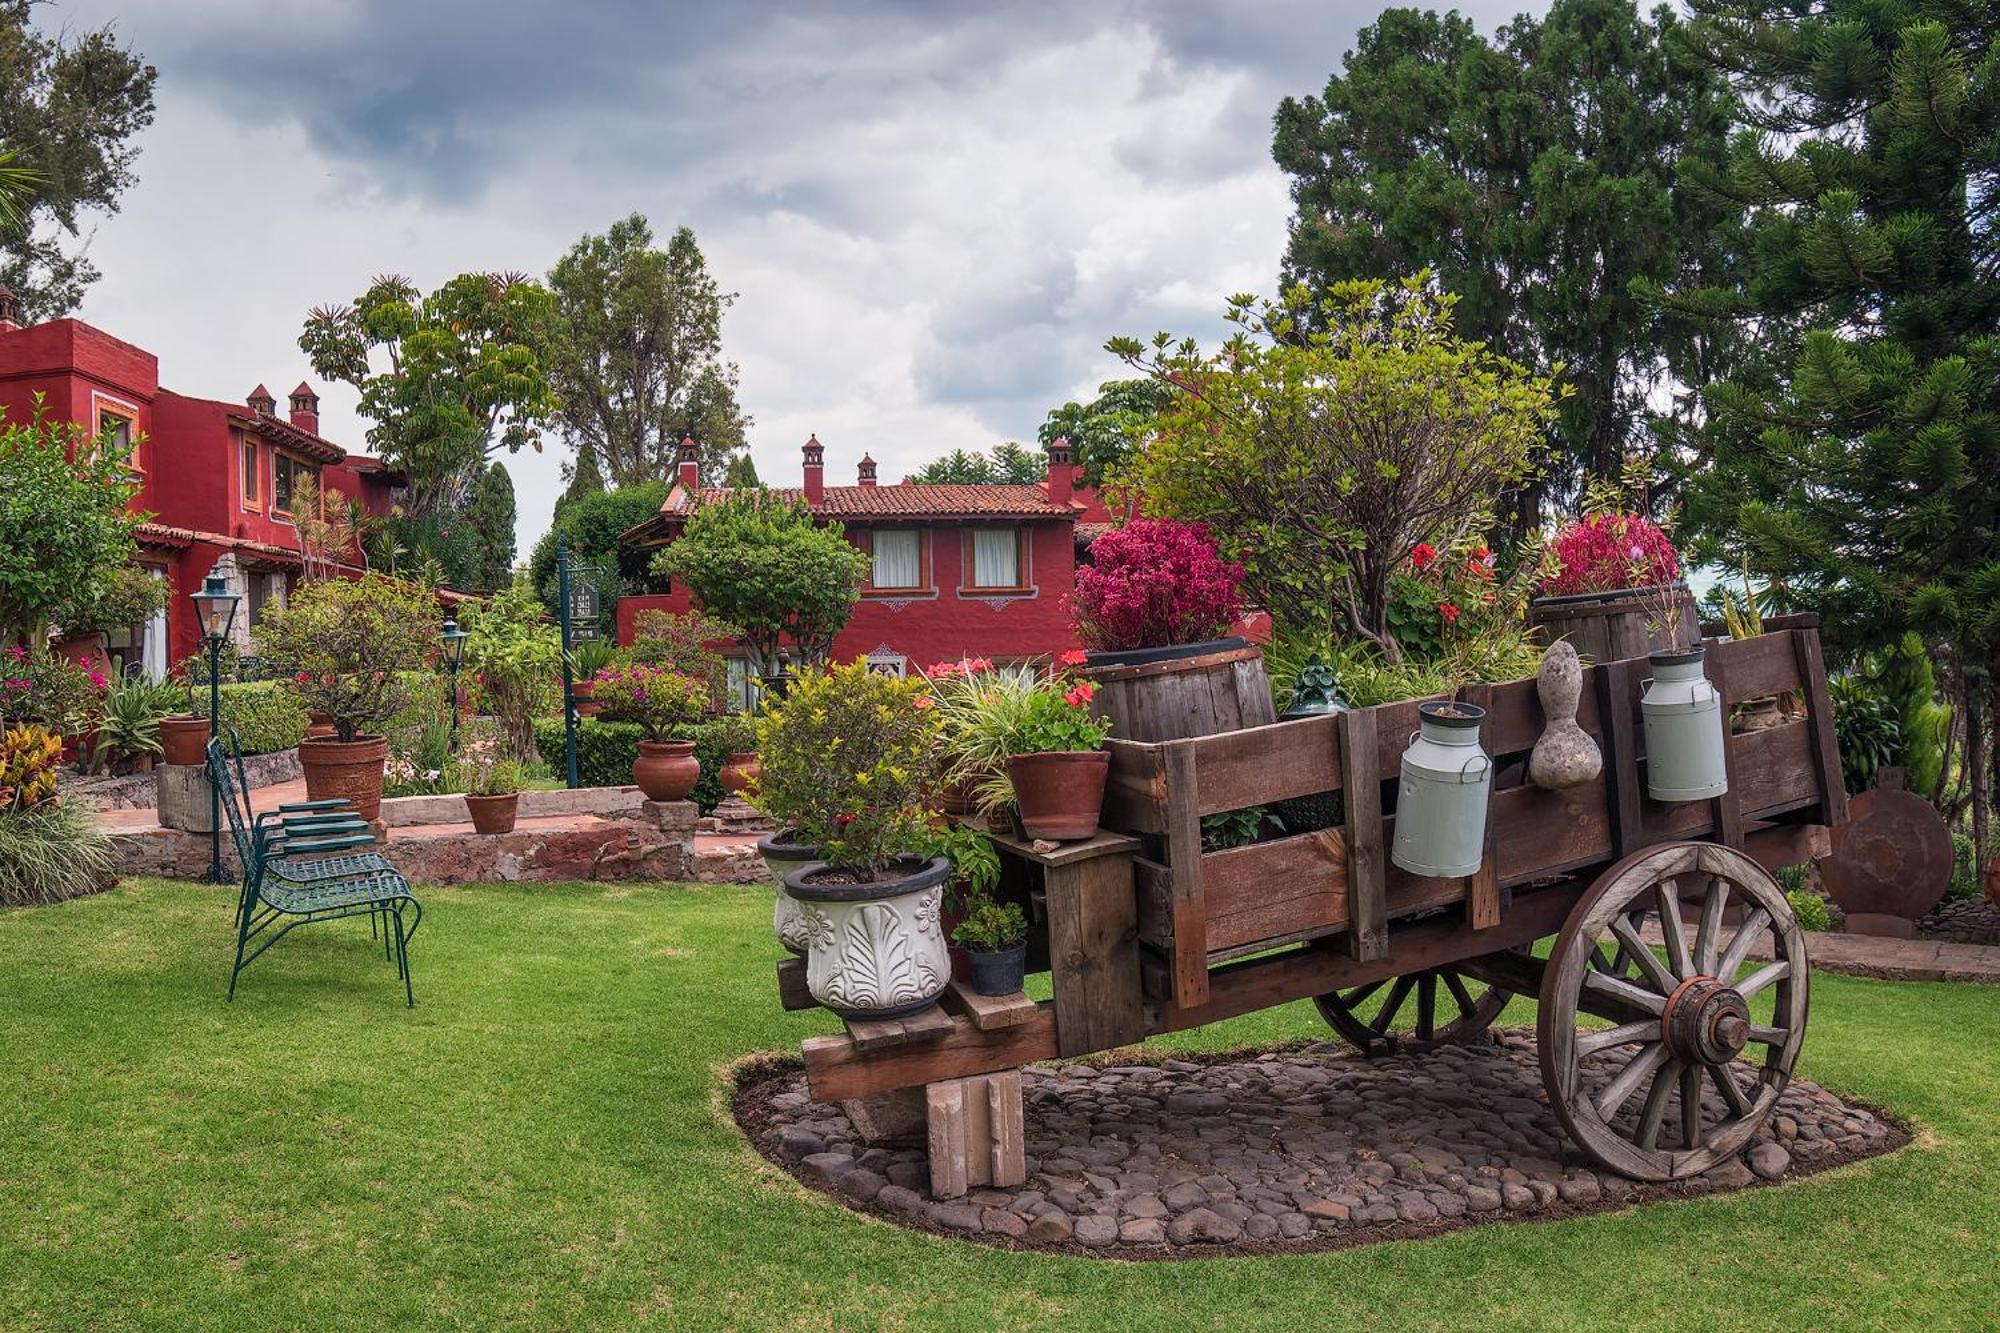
988, 665, 1114, 841
707, 712, 760, 795
1530, 510, 1698, 662
925, 659, 1035, 832
1073, 517, 1269, 743
85, 676, 172, 775
591, 663, 708, 800
568, 637, 619, 718
952, 897, 1028, 997
920, 820, 1002, 982
449, 723, 526, 835
158, 668, 209, 767
254, 573, 441, 822
753, 661, 949, 1020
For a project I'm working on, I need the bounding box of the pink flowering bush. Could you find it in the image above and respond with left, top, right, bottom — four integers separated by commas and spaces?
590, 663, 709, 741
1073, 518, 1244, 652
0, 644, 107, 733
1541, 513, 1680, 597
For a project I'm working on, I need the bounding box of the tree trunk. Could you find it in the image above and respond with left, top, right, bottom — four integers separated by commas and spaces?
1969, 685, 1991, 860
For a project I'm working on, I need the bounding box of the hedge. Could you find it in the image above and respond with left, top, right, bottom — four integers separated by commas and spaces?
532, 715, 748, 814
195, 681, 308, 756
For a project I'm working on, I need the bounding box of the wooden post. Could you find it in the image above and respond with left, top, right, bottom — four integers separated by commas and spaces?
925, 1070, 1025, 1200
1044, 847, 1146, 1056
1595, 659, 1644, 858
1161, 741, 1211, 1006
1706, 652, 1747, 850
1337, 708, 1388, 961
1793, 628, 1850, 830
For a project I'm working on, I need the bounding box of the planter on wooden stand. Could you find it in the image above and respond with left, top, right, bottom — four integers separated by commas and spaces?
464, 792, 519, 835
632, 739, 699, 802
1080, 636, 1275, 743
785, 854, 952, 1020
758, 831, 820, 955
1005, 750, 1109, 841
1527, 583, 1700, 663
298, 734, 389, 822
160, 715, 211, 767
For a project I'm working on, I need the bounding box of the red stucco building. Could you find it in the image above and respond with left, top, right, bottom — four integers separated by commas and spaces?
0, 293, 400, 673
619, 436, 1115, 703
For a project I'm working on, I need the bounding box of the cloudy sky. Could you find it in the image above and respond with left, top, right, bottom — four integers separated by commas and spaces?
51, 0, 1525, 553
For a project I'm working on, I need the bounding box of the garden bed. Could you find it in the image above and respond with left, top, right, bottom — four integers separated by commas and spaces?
737, 1033, 1907, 1259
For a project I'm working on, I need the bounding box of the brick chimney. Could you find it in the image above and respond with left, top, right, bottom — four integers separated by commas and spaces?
1045, 435, 1074, 507
0, 283, 19, 332
247, 384, 277, 416
802, 434, 825, 505
857, 452, 877, 486
288, 381, 320, 434
677, 434, 700, 492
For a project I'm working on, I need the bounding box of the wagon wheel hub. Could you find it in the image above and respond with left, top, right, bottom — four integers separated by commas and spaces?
1660, 976, 1751, 1066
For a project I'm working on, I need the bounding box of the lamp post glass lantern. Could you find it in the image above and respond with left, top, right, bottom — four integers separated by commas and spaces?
440, 618, 470, 749
191, 574, 241, 884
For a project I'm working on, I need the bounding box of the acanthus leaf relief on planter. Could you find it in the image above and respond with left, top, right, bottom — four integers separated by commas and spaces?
1640, 646, 1728, 802
786, 855, 950, 1020
757, 831, 819, 956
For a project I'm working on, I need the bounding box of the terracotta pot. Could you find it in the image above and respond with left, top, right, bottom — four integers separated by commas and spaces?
1005, 750, 1110, 841
1985, 856, 2000, 906
160, 715, 210, 767
719, 751, 760, 795
298, 734, 389, 822
464, 792, 519, 835
306, 710, 337, 740
571, 679, 604, 718
632, 739, 699, 801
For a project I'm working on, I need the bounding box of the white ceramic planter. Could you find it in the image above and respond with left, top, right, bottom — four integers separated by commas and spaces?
757, 832, 819, 955
1391, 701, 1493, 878
1641, 647, 1728, 802
784, 855, 952, 1020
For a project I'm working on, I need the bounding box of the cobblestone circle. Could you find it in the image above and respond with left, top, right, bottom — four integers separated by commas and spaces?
1919, 896, 2000, 945
738, 1031, 1904, 1257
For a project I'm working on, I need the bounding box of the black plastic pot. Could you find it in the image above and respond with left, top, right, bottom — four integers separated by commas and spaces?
967, 942, 1027, 997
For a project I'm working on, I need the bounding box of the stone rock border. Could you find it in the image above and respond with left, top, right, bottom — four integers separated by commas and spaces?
1920, 897, 2000, 946
734, 1032, 1907, 1260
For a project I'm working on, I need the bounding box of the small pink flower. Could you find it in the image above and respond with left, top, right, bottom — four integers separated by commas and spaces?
913, 695, 934, 710
1056, 649, 1088, 668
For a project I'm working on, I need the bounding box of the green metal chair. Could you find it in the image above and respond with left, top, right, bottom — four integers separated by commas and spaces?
207, 737, 424, 1005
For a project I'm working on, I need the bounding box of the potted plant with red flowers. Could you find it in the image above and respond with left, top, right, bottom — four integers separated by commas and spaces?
1073, 516, 1268, 743
959, 663, 1113, 841
255, 574, 441, 822
752, 661, 949, 1019
590, 663, 709, 801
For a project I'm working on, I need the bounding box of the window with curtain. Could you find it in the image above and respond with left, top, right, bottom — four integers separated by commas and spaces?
969, 528, 1022, 589
871, 529, 922, 589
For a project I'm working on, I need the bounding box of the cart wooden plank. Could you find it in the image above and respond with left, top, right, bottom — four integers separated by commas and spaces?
803, 1005, 1060, 1102
1793, 628, 1850, 830
1338, 707, 1389, 961
1161, 741, 1211, 1006
1044, 849, 1147, 1054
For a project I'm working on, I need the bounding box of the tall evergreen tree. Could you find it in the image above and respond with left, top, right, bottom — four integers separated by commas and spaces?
1662, 0, 1999, 845
909, 443, 1044, 484
464, 462, 518, 591
722, 452, 762, 489
1272, 0, 1743, 507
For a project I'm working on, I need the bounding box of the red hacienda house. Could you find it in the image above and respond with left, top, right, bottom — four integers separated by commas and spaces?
619, 435, 1114, 703
0, 291, 403, 674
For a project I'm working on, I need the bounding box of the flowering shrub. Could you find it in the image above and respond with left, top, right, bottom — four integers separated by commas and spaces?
1072, 518, 1244, 652
591, 663, 710, 742
254, 574, 442, 742
754, 660, 941, 878
1541, 513, 1680, 596
0, 646, 106, 734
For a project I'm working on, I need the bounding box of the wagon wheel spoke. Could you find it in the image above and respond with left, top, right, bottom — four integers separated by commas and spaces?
1315, 961, 1512, 1058
1372, 974, 1416, 1036
1540, 844, 1810, 1182
1441, 970, 1477, 1019
1415, 973, 1437, 1042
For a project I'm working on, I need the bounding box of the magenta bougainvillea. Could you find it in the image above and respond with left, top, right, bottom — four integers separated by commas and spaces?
1072, 518, 1244, 652
1541, 513, 1680, 597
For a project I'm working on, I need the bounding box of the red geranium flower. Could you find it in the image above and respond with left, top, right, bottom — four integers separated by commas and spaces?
1411, 543, 1438, 570
1438, 602, 1462, 625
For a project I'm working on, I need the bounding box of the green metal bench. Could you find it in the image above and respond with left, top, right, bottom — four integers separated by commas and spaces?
208, 736, 424, 1005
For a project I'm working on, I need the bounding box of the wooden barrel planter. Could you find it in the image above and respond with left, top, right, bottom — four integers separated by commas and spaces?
1527, 584, 1700, 664
1079, 636, 1275, 744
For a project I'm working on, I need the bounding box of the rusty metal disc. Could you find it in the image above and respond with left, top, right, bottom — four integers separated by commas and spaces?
1821, 788, 1952, 921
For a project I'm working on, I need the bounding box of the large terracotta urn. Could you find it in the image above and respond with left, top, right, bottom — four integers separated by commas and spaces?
298, 734, 389, 821
719, 751, 760, 796
632, 739, 699, 801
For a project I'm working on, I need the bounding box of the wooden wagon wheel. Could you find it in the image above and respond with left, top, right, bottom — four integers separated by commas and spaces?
1315, 954, 1517, 1058
1538, 842, 1809, 1181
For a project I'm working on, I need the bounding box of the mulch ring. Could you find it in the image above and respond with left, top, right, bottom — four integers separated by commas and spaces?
734, 1031, 1907, 1260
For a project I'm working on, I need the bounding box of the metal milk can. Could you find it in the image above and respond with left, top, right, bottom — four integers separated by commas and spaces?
1641, 646, 1729, 802
1391, 700, 1492, 878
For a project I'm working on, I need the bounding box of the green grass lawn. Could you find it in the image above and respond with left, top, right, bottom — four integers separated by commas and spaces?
1, 878, 1994, 1332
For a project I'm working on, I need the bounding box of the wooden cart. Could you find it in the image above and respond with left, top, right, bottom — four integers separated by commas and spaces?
782, 616, 1847, 1188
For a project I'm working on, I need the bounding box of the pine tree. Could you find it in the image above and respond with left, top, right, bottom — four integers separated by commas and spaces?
465, 462, 518, 592
1665, 0, 2000, 845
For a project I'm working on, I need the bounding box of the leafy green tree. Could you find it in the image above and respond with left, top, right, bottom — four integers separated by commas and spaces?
0, 5, 156, 320
0, 404, 143, 643
528, 481, 668, 635
722, 452, 762, 489
300, 271, 559, 516
1272, 0, 1742, 506
1112, 277, 1564, 657
653, 493, 867, 675
462, 575, 562, 760
1036, 378, 1171, 487
463, 462, 517, 592
909, 442, 1044, 485
1663, 0, 1999, 847
546, 214, 750, 489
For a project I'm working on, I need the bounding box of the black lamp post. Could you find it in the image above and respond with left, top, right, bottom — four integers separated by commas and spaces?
191, 574, 241, 884
440, 617, 469, 750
